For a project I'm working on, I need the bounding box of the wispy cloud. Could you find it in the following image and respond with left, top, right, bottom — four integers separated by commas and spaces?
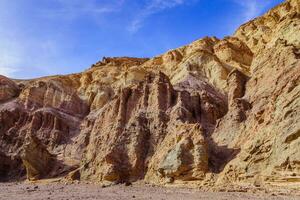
0, 67, 19, 77
233, 0, 272, 22
0, 36, 52, 78
128, 0, 190, 33
0, 0, 125, 78
46, 0, 125, 19
0, 39, 22, 77
222, 0, 275, 35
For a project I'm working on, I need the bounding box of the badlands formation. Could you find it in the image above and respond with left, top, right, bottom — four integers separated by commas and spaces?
0, 0, 299, 192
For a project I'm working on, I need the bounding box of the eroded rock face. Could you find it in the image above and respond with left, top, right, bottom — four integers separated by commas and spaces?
79, 72, 223, 183
155, 124, 208, 182
0, 0, 299, 191
213, 35, 300, 186
0, 75, 19, 102
20, 80, 89, 117
21, 135, 55, 181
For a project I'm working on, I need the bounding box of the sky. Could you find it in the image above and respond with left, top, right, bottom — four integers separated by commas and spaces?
0, 0, 284, 79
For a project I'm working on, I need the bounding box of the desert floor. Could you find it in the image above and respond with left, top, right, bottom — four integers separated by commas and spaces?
0, 182, 299, 200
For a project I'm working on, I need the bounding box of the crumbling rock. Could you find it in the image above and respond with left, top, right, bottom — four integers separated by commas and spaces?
21, 135, 55, 181
94, 57, 149, 68
20, 80, 89, 117
79, 72, 215, 183
157, 124, 208, 181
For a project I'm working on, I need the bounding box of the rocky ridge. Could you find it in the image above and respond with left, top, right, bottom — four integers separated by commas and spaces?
0, 0, 299, 192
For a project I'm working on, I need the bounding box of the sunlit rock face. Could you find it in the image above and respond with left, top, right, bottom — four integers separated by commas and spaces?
0, 0, 299, 190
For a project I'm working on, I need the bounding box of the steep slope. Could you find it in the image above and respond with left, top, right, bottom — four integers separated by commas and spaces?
213, 0, 300, 187
0, 0, 299, 191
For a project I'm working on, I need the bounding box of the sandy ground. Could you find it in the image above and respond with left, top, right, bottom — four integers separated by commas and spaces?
0, 182, 299, 200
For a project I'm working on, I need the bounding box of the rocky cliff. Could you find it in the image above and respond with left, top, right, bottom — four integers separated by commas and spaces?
0, 0, 299, 191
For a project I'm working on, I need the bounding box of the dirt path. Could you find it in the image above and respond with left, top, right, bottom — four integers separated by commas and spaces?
0, 183, 299, 200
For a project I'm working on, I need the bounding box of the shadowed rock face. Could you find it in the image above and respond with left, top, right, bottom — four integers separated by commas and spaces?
0, 152, 24, 182
0, 0, 299, 190
21, 135, 55, 181
0, 75, 20, 103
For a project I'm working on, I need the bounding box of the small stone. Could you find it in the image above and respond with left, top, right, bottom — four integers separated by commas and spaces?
125, 182, 132, 186
166, 177, 174, 184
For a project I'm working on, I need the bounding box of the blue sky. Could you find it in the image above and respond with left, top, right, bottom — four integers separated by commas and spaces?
0, 0, 284, 79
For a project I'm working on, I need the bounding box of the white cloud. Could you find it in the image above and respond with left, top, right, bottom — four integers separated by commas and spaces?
0, 0, 125, 78
233, 0, 272, 22
128, 0, 189, 33
222, 0, 275, 35
0, 39, 22, 78
0, 67, 19, 77
0, 66, 18, 77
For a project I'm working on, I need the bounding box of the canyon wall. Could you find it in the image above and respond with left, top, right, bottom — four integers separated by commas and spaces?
0, 0, 299, 190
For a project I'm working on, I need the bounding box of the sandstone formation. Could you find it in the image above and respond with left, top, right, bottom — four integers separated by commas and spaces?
0, 75, 19, 102
0, 0, 299, 192
21, 134, 55, 181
